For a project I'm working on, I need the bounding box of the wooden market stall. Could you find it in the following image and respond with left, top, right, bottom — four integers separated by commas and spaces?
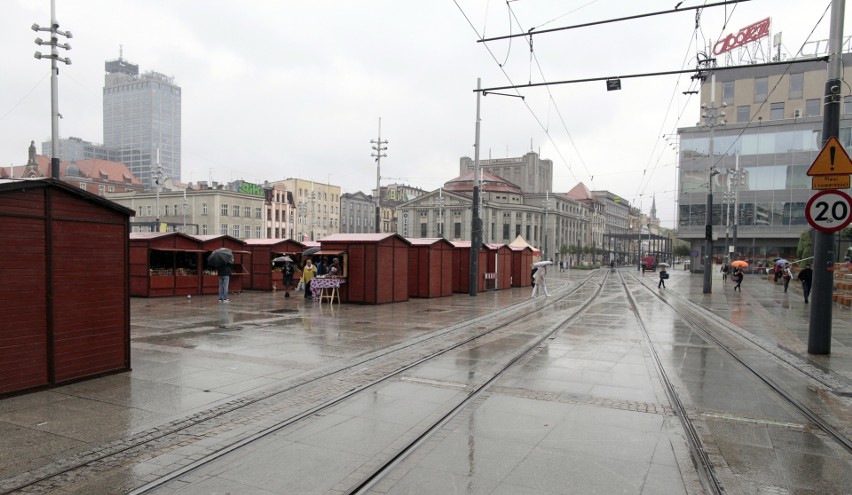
406, 237, 454, 298
129, 232, 204, 297
509, 245, 534, 287
0, 179, 132, 396
189, 235, 250, 295
244, 238, 305, 291
450, 241, 488, 294
484, 243, 513, 290
318, 233, 410, 304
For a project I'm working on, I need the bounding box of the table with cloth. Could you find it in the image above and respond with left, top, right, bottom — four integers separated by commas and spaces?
310, 277, 345, 304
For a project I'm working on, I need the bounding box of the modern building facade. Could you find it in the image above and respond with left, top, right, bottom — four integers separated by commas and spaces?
41, 136, 113, 163
103, 56, 181, 191
677, 53, 852, 264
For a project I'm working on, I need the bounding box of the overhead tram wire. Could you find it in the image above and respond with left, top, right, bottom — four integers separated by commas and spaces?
452, 0, 584, 186
632, 0, 741, 207
476, 57, 829, 94
477, 0, 751, 43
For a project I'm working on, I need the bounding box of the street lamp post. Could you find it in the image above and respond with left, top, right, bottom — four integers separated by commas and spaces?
33, 0, 71, 180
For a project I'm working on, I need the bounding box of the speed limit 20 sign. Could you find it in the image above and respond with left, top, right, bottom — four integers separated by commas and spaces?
806, 189, 852, 232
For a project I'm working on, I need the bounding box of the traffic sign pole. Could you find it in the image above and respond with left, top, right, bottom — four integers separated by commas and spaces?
809, 0, 845, 355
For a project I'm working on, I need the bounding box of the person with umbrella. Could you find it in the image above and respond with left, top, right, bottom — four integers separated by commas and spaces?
274, 255, 295, 297
208, 248, 234, 303
531, 261, 551, 298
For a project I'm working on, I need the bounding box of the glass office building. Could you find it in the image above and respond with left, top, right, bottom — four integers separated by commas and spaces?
677, 54, 852, 264
103, 57, 181, 191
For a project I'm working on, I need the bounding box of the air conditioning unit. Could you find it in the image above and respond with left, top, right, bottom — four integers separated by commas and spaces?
793, 108, 802, 118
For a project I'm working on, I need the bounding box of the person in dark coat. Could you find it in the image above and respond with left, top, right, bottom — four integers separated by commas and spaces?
218, 262, 232, 302
283, 261, 295, 297
797, 263, 813, 303
732, 267, 744, 291
658, 267, 668, 289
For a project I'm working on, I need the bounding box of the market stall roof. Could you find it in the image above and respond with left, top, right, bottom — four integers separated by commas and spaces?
244, 238, 306, 248
407, 237, 446, 246
320, 233, 411, 245
508, 235, 540, 255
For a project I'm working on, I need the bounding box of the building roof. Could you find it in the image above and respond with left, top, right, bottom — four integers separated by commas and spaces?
565, 182, 594, 201
443, 170, 523, 194
1, 155, 142, 185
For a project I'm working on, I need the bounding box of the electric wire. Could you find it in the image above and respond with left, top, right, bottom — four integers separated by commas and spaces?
0, 73, 49, 123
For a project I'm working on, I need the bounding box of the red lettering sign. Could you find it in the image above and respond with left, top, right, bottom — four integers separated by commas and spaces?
713, 18, 771, 55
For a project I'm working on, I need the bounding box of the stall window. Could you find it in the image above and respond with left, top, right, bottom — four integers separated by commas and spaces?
221, 204, 229, 216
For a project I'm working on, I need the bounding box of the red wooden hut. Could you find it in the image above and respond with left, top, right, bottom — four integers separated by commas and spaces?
406, 237, 454, 298
509, 245, 534, 287
319, 233, 410, 304
244, 238, 305, 290
450, 241, 488, 293
0, 179, 132, 396
189, 235, 250, 295
484, 243, 513, 290
129, 232, 204, 297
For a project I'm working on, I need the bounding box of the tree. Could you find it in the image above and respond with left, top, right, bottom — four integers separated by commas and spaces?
796, 230, 812, 261
674, 244, 691, 258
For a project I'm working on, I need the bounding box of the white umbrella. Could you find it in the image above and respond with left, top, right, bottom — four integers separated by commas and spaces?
532, 260, 553, 268
657, 262, 670, 267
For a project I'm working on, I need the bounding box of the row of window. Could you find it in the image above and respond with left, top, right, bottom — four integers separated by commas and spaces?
219, 224, 264, 239
220, 204, 263, 219
679, 202, 807, 227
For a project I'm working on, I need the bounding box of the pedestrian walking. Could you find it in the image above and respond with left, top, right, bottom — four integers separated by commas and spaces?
720, 263, 729, 282
559, 260, 564, 272
531, 266, 550, 297
782, 263, 793, 293
218, 261, 232, 302
301, 258, 317, 300
732, 267, 744, 291
797, 263, 813, 303
658, 266, 668, 289
282, 261, 295, 298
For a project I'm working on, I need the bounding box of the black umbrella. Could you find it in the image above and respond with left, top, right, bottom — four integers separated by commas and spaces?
302, 246, 321, 258
272, 255, 293, 263
207, 247, 234, 268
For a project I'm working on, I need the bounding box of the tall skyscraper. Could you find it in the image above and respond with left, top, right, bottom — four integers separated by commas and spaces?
103, 55, 181, 191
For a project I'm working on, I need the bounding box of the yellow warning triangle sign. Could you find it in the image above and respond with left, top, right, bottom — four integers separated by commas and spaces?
807, 136, 852, 176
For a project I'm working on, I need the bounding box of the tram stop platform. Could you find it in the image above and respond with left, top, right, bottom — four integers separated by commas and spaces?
1, 266, 852, 494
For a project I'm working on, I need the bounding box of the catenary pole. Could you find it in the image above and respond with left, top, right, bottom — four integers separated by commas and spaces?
470, 78, 482, 297
808, 0, 845, 354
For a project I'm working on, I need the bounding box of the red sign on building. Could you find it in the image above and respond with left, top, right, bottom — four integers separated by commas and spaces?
713, 18, 770, 55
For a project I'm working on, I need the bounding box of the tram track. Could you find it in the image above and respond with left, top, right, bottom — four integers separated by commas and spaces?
617, 269, 852, 495
2, 273, 600, 495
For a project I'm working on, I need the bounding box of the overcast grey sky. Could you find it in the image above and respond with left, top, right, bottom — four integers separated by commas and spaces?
0, 1, 843, 228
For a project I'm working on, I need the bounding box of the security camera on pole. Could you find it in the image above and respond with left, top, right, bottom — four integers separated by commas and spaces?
33, 0, 72, 180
